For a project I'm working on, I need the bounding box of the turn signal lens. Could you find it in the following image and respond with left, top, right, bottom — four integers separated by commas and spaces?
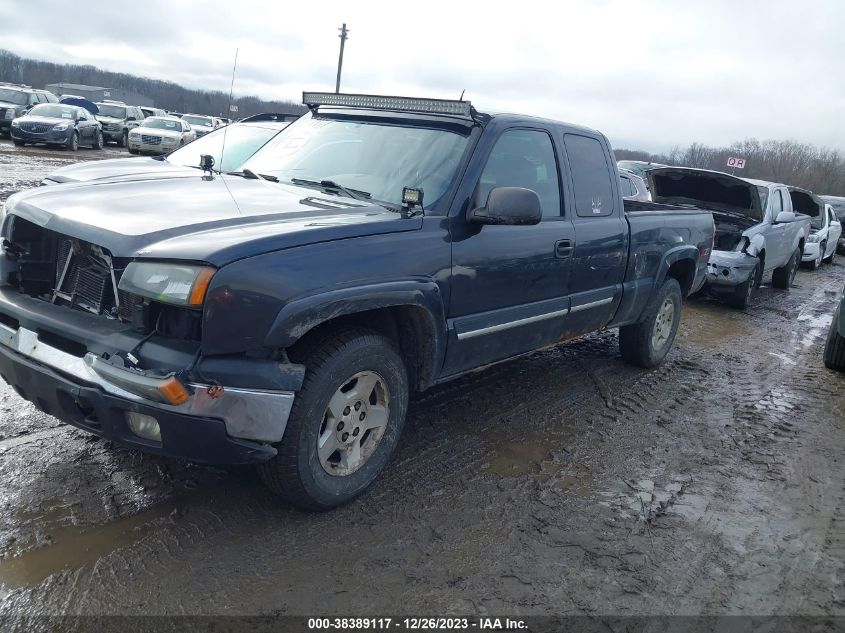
157, 376, 191, 405
188, 267, 215, 306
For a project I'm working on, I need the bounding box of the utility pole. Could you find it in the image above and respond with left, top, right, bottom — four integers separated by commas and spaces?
335, 23, 349, 93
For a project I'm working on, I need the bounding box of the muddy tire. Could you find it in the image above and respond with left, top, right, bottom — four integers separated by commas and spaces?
257, 328, 409, 510
824, 304, 845, 371
772, 247, 800, 289
824, 248, 836, 265
12, 139, 24, 147
619, 277, 682, 368
726, 261, 762, 309
93, 129, 104, 150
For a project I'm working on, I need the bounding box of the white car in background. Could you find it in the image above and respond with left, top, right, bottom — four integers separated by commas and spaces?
803, 203, 842, 269
181, 114, 217, 138
127, 116, 195, 155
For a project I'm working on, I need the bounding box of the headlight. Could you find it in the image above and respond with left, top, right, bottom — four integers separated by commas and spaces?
129, 131, 140, 138
53, 123, 70, 131
118, 262, 215, 306
11, 120, 19, 128
807, 233, 822, 243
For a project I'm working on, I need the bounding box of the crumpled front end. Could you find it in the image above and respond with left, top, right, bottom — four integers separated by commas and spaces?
706, 250, 760, 289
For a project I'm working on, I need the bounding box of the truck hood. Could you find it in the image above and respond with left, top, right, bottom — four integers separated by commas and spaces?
43, 156, 195, 184
648, 167, 763, 223
4, 175, 414, 266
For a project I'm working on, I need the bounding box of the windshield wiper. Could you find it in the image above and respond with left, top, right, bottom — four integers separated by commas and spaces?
228, 169, 279, 182
290, 178, 371, 201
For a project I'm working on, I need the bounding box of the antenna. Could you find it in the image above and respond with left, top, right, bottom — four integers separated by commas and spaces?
459, 89, 465, 101
218, 48, 239, 174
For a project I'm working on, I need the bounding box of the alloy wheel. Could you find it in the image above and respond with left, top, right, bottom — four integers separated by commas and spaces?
317, 371, 390, 476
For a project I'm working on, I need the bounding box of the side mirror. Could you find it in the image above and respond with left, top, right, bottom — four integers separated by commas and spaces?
467, 187, 542, 226
127, 116, 136, 121
775, 211, 796, 223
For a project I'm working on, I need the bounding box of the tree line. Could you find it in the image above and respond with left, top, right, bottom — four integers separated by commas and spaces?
615, 139, 845, 197
0, 49, 306, 119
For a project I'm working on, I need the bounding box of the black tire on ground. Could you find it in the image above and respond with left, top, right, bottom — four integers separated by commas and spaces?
809, 243, 825, 270
725, 260, 762, 309
12, 139, 24, 147
257, 327, 409, 510
772, 247, 800, 289
128, 148, 138, 155
619, 277, 683, 368
118, 130, 127, 148
68, 132, 78, 152
824, 304, 845, 371
824, 247, 836, 265
93, 130, 104, 150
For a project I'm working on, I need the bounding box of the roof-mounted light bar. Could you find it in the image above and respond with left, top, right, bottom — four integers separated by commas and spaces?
303, 92, 473, 118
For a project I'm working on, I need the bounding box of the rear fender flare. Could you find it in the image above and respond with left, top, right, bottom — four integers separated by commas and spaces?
655, 245, 700, 294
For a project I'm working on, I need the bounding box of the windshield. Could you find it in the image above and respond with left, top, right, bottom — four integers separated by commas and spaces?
30, 104, 77, 119
97, 104, 127, 118
140, 117, 181, 131
822, 197, 845, 220
0, 88, 27, 105
168, 124, 283, 172
182, 115, 213, 127
241, 113, 471, 208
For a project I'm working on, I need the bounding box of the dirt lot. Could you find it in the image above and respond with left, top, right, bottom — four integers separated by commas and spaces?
0, 138, 844, 625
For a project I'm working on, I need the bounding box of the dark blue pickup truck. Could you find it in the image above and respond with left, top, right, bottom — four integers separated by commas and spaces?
0, 93, 714, 509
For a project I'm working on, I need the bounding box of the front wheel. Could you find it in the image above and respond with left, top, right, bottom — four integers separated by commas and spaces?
809, 243, 825, 270
772, 247, 800, 289
12, 139, 24, 147
726, 260, 761, 309
93, 130, 104, 150
68, 132, 78, 152
619, 277, 683, 368
257, 328, 409, 510
118, 130, 127, 147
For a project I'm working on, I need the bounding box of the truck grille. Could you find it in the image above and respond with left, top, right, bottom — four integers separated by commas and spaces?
19, 122, 52, 134
141, 135, 162, 145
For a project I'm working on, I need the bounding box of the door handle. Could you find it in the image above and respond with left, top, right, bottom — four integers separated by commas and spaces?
555, 239, 573, 258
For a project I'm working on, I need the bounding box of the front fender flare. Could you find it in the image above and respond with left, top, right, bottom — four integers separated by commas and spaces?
264, 279, 447, 376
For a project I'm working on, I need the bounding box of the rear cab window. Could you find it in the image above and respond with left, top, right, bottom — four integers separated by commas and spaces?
563, 134, 616, 217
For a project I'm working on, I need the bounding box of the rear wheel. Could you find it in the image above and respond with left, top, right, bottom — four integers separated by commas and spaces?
824, 304, 845, 371
772, 247, 800, 288
257, 328, 409, 510
619, 277, 682, 368
726, 260, 762, 309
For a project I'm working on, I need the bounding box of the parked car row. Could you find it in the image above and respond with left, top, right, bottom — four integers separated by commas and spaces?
0, 83, 247, 155
615, 161, 843, 309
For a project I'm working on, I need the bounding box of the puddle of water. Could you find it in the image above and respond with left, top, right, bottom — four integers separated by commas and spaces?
795, 312, 833, 349
680, 303, 752, 346
487, 440, 552, 476
0, 501, 178, 590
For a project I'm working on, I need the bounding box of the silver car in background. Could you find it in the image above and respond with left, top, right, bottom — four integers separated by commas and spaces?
181, 114, 217, 138
619, 168, 650, 201
127, 116, 195, 155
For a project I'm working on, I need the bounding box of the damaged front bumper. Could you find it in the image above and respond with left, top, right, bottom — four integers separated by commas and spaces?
802, 242, 822, 262
705, 250, 759, 290
0, 287, 305, 464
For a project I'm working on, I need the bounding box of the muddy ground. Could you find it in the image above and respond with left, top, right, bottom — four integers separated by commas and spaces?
0, 137, 844, 624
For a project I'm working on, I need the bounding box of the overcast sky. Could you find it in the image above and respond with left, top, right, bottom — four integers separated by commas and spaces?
1, 0, 843, 153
